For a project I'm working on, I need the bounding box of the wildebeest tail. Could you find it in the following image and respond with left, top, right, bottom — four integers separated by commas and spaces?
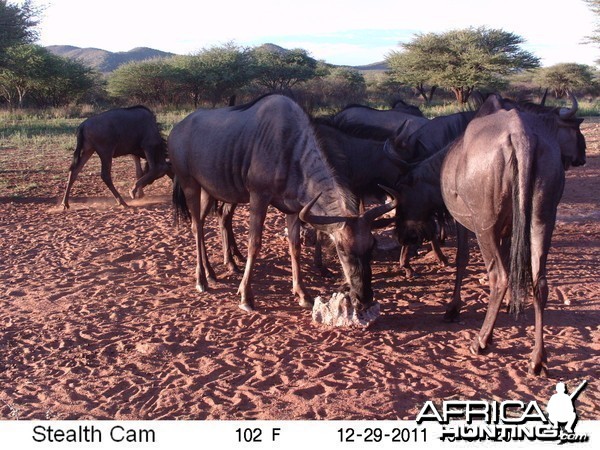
69, 125, 85, 171
172, 176, 191, 226
509, 132, 535, 316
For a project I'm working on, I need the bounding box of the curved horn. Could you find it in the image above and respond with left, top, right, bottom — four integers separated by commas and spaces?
383, 139, 411, 172
540, 88, 548, 106
559, 92, 578, 120
362, 185, 400, 225
299, 193, 346, 227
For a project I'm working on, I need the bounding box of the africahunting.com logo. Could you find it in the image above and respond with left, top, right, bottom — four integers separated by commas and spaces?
417, 380, 589, 444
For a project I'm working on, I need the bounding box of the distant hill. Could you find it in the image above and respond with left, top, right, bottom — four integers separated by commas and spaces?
46, 45, 176, 73
46, 43, 386, 74
353, 61, 389, 72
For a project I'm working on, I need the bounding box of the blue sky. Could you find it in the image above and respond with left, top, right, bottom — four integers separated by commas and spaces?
22, 0, 599, 67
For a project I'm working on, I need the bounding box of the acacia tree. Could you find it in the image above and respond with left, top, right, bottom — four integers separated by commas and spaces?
584, 0, 600, 47
176, 43, 254, 107
33, 52, 95, 107
299, 65, 367, 112
251, 46, 319, 91
107, 59, 180, 105
537, 63, 597, 98
387, 27, 540, 103
0, 44, 94, 108
0, 44, 45, 107
0, 0, 40, 64
387, 35, 440, 103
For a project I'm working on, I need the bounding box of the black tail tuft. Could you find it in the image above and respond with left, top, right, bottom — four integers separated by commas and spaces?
172, 177, 191, 227
508, 150, 534, 318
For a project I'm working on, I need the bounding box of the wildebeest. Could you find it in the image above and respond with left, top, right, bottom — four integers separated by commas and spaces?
391, 98, 425, 117
332, 103, 429, 140
391, 111, 476, 162
60, 106, 170, 209
313, 119, 447, 277
169, 94, 397, 312
392, 94, 586, 374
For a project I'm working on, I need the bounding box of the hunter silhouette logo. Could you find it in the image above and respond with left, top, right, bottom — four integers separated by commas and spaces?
546, 380, 587, 434
417, 380, 590, 443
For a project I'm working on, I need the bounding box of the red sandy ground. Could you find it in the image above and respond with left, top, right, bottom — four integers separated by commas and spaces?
0, 122, 598, 420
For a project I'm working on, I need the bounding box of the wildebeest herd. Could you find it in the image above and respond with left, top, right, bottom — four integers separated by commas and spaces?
59, 92, 586, 376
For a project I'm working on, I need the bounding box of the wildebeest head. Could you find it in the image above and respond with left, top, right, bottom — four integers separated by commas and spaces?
492, 93, 586, 170
383, 139, 448, 247
555, 96, 586, 169
300, 188, 398, 310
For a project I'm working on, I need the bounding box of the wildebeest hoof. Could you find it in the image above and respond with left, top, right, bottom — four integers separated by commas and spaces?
196, 283, 209, 293
226, 263, 242, 275
299, 297, 314, 309
469, 337, 487, 355
61, 203, 70, 210
207, 275, 218, 284
404, 270, 418, 280
529, 361, 549, 377
239, 302, 255, 313
443, 309, 461, 323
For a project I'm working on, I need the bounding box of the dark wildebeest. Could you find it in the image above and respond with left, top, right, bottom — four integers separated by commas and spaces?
169, 94, 397, 312
313, 119, 447, 277
332, 103, 429, 140
391, 111, 476, 162
391, 98, 425, 117
189, 118, 438, 281
60, 106, 170, 209
391, 94, 586, 374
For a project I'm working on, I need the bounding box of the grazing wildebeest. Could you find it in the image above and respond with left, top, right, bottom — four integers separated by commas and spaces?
313, 119, 447, 277
60, 106, 170, 209
191, 118, 437, 281
169, 94, 397, 312
391, 94, 586, 374
332, 103, 429, 140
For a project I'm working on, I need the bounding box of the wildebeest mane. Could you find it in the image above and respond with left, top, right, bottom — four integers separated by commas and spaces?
310, 117, 359, 212
230, 93, 297, 112
124, 105, 154, 113
339, 103, 379, 112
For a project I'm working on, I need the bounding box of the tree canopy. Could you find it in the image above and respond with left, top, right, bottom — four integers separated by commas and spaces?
584, 0, 600, 48
536, 63, 597, 98
0, 0, 40, 62
387, 27, 540, 103
251, 46, 319, 91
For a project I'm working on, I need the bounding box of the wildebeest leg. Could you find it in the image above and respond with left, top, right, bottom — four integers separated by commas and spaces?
399, 245, 415, 279
528, 222, 554, 376
469, 232, 509, 355
130, 152, 169, 199
199, 189, 218, 284
237, 193, 270, 312
98, 152, 129, 207
313, 230, 333, 277
61, 147, 95, 209
218, 202, 244, 273
429, 236, 449, 266
287, 214, 314, 309
131, 156, 145, 199
444, 223, 470, 322
183, 186, 210, 293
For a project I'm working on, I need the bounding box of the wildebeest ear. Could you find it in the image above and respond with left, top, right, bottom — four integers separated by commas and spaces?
475, 93, 504, 118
